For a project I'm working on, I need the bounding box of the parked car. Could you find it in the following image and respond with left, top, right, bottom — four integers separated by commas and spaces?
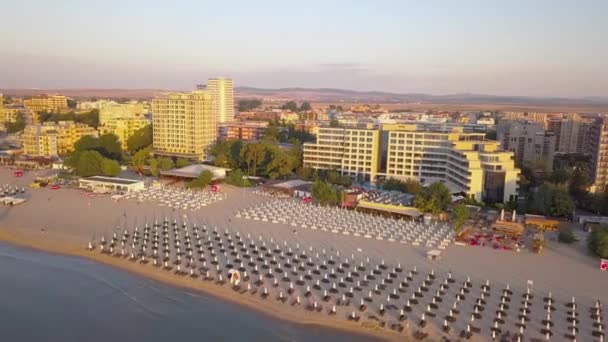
50, 184, 61, 190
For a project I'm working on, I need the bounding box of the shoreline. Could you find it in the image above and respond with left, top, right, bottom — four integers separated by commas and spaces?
0, 228, 406, 342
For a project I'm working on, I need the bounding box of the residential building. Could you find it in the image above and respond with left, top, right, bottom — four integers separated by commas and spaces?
0, 105, 25, 126
547, 113, 593, 154
22, 124, 59, 157
54, 121, 98, 155
98, 102, 147, 125
502, 112, 551, 128
99, 118, 150, 149
152, 89, 216, 161
23, 95, 68, 113
280, 111, 300, 123
496, 120, 555, 169
590, 116, 608, 193
207, 78, 234, 123
383, 124, 519, 203
300, 111, 329, 121
303, 125, 382, 182
294, 121, 320, 136
22, 121, 98, 157
303, 124, 520, 203
218, 121, 268, 141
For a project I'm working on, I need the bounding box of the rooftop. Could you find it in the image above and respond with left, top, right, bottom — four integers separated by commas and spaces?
84, 176, 143, 185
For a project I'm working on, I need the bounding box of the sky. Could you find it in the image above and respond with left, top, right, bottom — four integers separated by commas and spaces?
1, 0, 607, 97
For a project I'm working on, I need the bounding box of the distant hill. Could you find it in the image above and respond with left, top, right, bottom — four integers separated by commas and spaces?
235, 87, 608, 106
2, 87, 607, 108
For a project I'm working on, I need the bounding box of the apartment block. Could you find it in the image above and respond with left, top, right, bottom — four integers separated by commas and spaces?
589, 117, 608, 193
23, 95, 68, 113
99, 118, 150, 149
496, 120, 555, 169
22, 121, 96, 156
303, 125, 382, 182
152, 90, 216, 161
547, 113, 593, 154
22, 125, 59, 157
218, 121, 268, 141
207, 78, 234, 123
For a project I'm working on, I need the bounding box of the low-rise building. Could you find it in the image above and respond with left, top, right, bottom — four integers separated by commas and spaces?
218, 121, 268, 141
23, 95, 68, 113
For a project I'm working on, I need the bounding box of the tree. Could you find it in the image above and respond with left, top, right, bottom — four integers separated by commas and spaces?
558, 227, 576, 244
281, 101, 299, 112
186, 170, 214, 189
240, 142, 267, 176
549, 185, 575, 217
75, 150, 105, 177
550, 167, 570, 184
300, 102, 312, 111
158, 157, 174, 171
229, 140, 244, 168
175, 157, 190, 168
126, 124, 152, 154
287, 139, 302, 171
101, 158, 121, 176
298, 166, 315, 181
414, 182, 451, 214
98, 133, 122, 161
312, 180, 340, 206
238, 99, 262, 112
262, 125, 281, 143
148, 158, 160, 176
265, 148, 296, 179
588, 226, 608, 258
329, 119, 342, 128
131, 147, 151, 173
383, 178, 422, 194
225, 169, 251, 187
527, 183, 574, 217
569, 168, 592, 200
452, 203, 470, 232
6, 112, 26, 133
74, 135, 100, 152
209, 139, 232, 168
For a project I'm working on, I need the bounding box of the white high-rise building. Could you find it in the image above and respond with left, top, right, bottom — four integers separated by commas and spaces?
207, 78, 234, 123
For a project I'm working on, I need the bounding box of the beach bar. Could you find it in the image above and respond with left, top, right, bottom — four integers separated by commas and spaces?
78, 176, 144, 193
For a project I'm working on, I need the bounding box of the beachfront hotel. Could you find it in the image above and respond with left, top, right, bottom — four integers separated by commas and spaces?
303, 124, 520, 203
99, 118, 150, 150
22, 121, 98, 157
206, 78, 235, 123
152, 89, 217, 161
303, 125, 382, 183
383, 124, 519, 203
23, 95, 69, 113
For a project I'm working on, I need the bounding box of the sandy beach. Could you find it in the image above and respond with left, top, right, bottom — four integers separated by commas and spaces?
0, 167, 606, 341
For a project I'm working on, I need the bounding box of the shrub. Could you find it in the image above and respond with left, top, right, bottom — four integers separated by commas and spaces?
558, 227, 576, 244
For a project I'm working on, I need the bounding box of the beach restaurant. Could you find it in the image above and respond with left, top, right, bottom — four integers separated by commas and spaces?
78, 176, 145, 193
160, 164, 229, 183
